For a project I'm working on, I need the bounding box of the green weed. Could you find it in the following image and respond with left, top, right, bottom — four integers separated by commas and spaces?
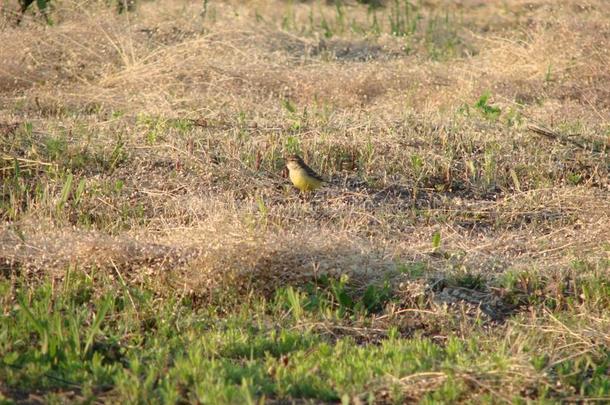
474, 92, 502, 120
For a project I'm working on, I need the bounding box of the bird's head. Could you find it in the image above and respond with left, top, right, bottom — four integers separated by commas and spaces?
285, 154, 304, 171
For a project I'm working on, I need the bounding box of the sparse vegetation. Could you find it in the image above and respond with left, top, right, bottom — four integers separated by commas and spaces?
1, 0, 609, 403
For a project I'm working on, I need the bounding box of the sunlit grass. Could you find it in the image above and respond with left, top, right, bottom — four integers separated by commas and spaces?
1, 0, 609, 403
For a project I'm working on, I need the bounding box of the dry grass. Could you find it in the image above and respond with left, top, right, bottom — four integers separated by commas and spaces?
1, 0, 608, 296
0, 1, 609, 401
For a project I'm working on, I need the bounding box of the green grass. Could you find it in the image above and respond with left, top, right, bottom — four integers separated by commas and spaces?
2, 264, 609, 403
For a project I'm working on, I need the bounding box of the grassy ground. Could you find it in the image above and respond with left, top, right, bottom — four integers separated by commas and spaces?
1, 0, 609, 403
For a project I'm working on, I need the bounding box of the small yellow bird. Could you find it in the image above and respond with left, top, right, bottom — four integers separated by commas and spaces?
285, 154, 325, 192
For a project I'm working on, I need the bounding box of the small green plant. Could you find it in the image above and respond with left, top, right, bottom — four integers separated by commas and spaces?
544, 63, 553, 83
44, 137, 67, 161
137, 114, 168, 145
106, 136, 127, 172
56, 172, 74, 212
359, 281, 392, 313
482, 147, 496, 189
505, 106, 523, 127
256, 195, 268, 228
334, 1, 346, 35
474, 92, 501, 120
367, 8, 381, 35
23, 121, 33, 136
410, 153, 424, 174
398, 261, 427, 278
282, 99, 296, 114
389, 0, 419, 37
330, 275, 354, 317
425, 13, 463, 60
431, 230, 441, 252
320, 17, 333, 38
114, 179, 124, 194
168, 118, 194, 134
285, 286, 305, 321
281, 100, 304, 131
284, 136, 300, 155
410, 153, 425, 198
450, 271, 486, 291
17, 0, 53, 25
281, 0, 297, 31
567, 172, 582, 185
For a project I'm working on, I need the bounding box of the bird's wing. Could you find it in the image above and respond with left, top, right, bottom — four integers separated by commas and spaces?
302, 162, 325, 182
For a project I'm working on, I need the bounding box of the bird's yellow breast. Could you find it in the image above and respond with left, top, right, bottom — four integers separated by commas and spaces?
289, 168, 323, 191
